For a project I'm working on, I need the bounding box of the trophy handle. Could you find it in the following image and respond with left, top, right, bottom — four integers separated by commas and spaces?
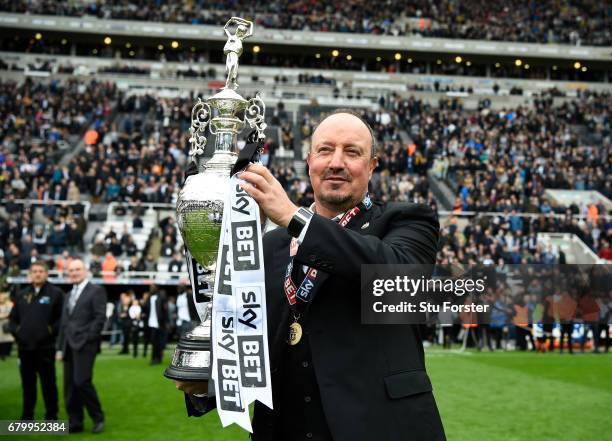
188, 98, 212, 161
208, 122, 219, 136
245, 93, 267, 143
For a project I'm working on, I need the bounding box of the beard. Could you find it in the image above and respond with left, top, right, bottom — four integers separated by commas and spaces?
314, 168, 364, 213
318, 189, 357, 212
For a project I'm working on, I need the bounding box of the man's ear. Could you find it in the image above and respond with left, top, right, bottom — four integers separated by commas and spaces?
306, 152, 312, 176
368, 156, 378, 179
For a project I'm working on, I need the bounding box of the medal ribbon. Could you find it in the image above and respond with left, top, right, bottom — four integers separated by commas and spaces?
283, 194, 372, 307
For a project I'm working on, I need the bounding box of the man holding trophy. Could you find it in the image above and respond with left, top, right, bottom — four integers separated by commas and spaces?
168, 17, 446, 441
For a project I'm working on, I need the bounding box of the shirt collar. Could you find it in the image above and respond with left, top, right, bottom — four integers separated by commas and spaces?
74, 279, 89, 293
309, 192, 371, 220
309, 202, 345, 223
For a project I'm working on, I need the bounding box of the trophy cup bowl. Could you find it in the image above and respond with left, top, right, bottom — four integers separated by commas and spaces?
176, 173, 227, 269
163, 172, 228, 382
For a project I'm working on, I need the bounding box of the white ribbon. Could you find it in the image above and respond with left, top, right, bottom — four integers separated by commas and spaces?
211, 174, 272, 432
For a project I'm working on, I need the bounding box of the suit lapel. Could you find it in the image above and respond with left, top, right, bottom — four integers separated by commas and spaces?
309, 207, 377, 303
347, 205, 376, 233
268, 207, 378, 367
268, 242, 292, 368
71, 282, 90, 315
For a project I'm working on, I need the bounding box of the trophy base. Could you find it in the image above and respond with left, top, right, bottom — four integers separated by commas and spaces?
163, 365, 210, 382
164, 330, 211, 382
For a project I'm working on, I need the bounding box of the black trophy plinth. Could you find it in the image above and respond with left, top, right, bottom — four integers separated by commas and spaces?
164, 330, 212, 382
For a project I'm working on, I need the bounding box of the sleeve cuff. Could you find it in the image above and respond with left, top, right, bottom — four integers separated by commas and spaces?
185, 393, 209, 417
296, 216, 313, 245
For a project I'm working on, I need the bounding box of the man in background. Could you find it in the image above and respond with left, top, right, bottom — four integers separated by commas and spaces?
9, 262, 63, 420
143, 286, 168, 365
175, 286, 194, 338
118, 292, 133, 355
57, 259, 107, 433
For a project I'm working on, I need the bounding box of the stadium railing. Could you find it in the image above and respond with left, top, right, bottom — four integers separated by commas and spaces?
3, 52, 610, 98
1, 198, 91, 219
437, 210, 612, 221
7, 271, 189, 286
106, 201, 173, 221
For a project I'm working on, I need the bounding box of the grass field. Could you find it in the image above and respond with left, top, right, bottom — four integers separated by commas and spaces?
1, 346, 610, 441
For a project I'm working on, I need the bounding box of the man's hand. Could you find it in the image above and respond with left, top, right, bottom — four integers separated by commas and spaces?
239, 164, 298, 227
174, 380, 209, 396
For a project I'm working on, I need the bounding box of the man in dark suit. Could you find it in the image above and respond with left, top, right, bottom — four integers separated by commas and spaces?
57, 259, 107, 433
143, 286, 168, 365
9, 262, 63, 420
175, 110, 446, 441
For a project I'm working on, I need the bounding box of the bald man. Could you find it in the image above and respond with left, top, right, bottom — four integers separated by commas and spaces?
179, 109, 446, 441
57, 259, 106, 433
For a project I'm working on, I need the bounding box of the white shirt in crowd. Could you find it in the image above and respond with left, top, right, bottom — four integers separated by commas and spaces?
148, 294, 159, 329
129, 304, 142, 327
176, 293, 191, 326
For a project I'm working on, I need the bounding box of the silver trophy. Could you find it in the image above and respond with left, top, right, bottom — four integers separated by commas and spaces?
164, 17, 267, 382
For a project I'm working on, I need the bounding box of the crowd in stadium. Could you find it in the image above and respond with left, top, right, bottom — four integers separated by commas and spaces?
1, 77, 611, 292
0, 78, 120, 273
1, 0, 609, 46
390, 92, 611, 207
67, 93, 188, 205
0, 78, 118, 166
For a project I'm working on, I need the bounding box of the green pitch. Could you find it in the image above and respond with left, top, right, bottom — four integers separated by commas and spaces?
0, 347, 610, 440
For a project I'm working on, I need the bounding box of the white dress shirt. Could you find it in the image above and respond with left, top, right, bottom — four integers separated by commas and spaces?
148, 294, 159, 329
176, 293, 191, 326
68, 279, 89, 313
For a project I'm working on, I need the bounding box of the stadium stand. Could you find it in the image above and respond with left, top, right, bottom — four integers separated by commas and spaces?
0, 37, 608, 84
1, 76, 609, 288
1, 0, 609, 46
0, 1, 610, 358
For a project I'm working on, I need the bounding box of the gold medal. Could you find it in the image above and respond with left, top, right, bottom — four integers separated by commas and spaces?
288, 321, 303, 346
